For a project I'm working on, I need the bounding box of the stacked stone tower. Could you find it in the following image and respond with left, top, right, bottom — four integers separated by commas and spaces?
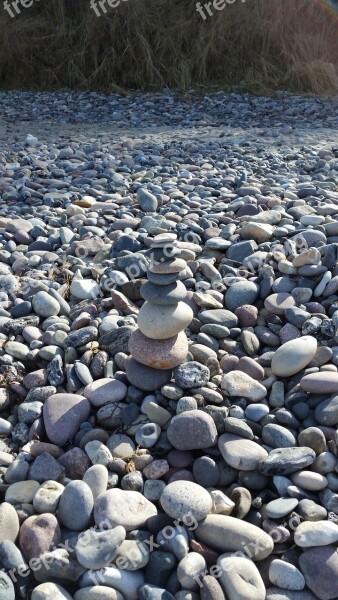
126, 233, 193, 391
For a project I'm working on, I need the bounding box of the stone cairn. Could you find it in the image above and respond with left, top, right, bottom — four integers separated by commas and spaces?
126, 233, 193, 391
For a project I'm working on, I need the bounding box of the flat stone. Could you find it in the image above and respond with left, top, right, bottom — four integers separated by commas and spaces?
75, 526, 126, 569
149, 257, 187, 274
199, 309, 238, 328
315, 395, 338, 426
259, 447, 316, 476
129, 329, 188, 369
140, 280, 187, 305
291, 471, 328, 491
265, 497, 298, 518
43, 393, 91, 446
167, 410, 218, 450
5, 480, 40, 504
294, 520, 338, 547
114, 539, 150, 571
196, 515, 274, 560
160, 481, 212, 521
221, 371, 267, 401
262, 424, 296, 448
83, 378, 127, 407
269, 559, 305, 591
271, 336, 317, 377
94, 489, 157, 531
296, 499, 327, 522
99, 326, 136, 356
138, 301, 193, 340
218, 434, 268, 470
125, 358, 172, 391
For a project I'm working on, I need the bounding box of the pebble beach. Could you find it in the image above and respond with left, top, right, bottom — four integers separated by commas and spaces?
0, 90, 338, 600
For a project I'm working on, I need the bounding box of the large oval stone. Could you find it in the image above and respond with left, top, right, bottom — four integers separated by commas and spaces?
58, 481, 94, 531
271, 336, 317, 377
129, 329, 188, 369
196, 515, 274, 561
43, 394, 91, 446
218, 434, 268, 471
160, 481, 212, 521
300, 372, 338, 395
137, 301, 193, 340
83, 379, 127, 407
94, 489, 157, 531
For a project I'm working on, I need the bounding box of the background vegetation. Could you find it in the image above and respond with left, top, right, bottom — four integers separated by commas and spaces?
1, 0, 338, 94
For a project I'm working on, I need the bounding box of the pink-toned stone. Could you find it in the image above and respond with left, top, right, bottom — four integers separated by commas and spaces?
143, 459, 169, 479
237, 356, 264, 381
110, 289, 139, 315
19, 514, 61, 561
300, 372, 338, 394
128, 329, 188, 370
235, 304, 258, 327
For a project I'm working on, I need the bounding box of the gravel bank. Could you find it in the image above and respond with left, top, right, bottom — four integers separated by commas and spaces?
0, 91, 337, 600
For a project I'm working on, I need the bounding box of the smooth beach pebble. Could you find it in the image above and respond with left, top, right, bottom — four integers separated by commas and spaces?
137, 301, 193, 340
218, 434, 268, 470
271, 336, 317, 376
94, 488, 157, 530
31, 583, 73, 600
160, 480, 212, 521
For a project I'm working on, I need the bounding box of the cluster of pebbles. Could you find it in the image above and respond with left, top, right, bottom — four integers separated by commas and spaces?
0, 92, 337, 600
1, 90, 338, 130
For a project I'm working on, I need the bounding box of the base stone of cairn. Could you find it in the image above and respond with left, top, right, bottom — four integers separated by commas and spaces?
126, 233, 193, 391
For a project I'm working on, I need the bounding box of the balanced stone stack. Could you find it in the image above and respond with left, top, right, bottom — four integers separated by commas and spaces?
126, 233, 193, 391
